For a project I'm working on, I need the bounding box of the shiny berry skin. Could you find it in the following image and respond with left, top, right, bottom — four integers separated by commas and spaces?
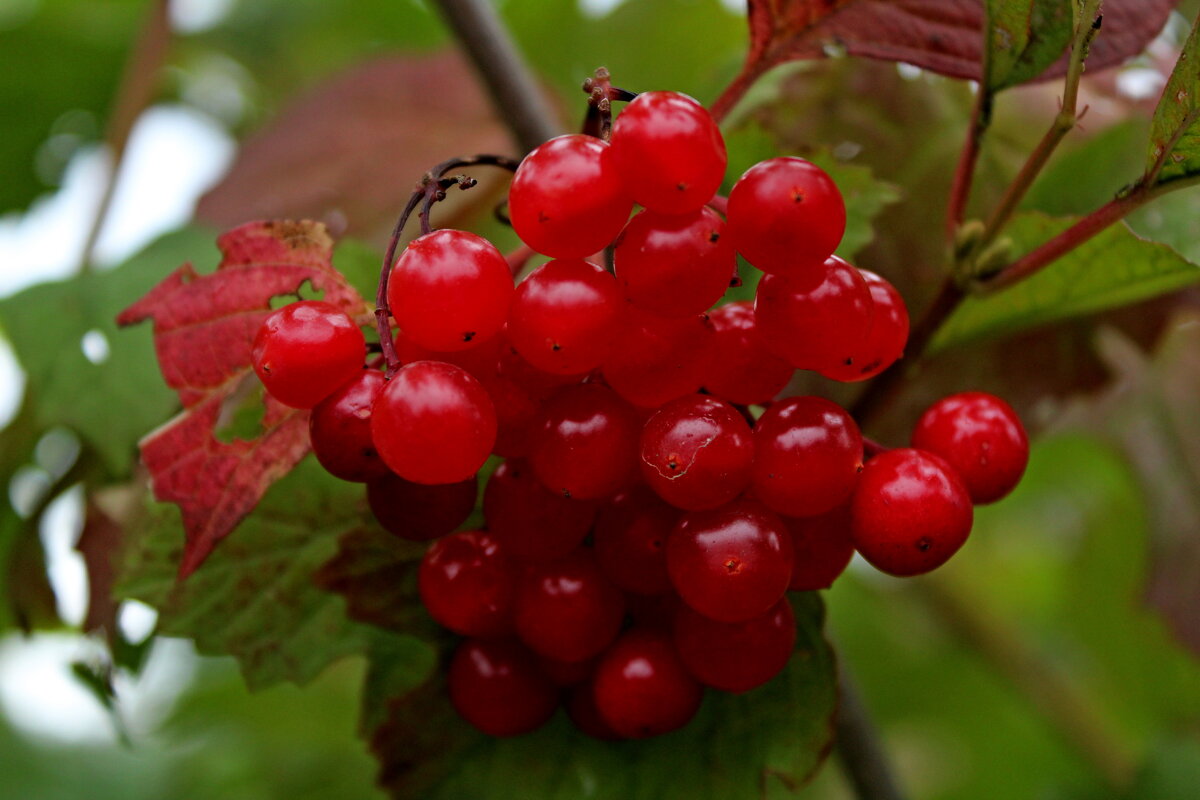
483, 459, 599, 562
419, 531, 515, 638
640, 394, 754, 511
752, 397, 863, 518
593, 484, 681, 595
911, 392, 1029, 504
514, 549, 626, 663
727, 157, 846, 277
530, 383, 640, 500
366, 471, 477, 541
819, 269, 909, 382
371, 361, 496, 484
667, 499, 794, 622
507, 259, 622, 375
567, 682, 624, 740
509, 135, 633, 258
388, 229, 513, 352
252, 300, 365, 409
448, 638, 559, 737
603, 309, 714, 408
309, 369, 390, 482
701, 301, 793, 406
754, 255, 874, 372
593, 628, 703, 738
785, 503, 855, 591
673, 597, 795, 693
851, 448, 974, 576
614, 207, 734, 317
609, 91, 726, 215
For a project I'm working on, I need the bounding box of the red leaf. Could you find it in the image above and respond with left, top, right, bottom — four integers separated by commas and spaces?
118, 220, 369, 578
715, 0, 1175, 119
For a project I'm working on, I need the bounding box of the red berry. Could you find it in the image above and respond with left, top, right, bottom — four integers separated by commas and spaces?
751, 397, 863, 518
593, 628, 703, 738
371, 361, 496, 484
785, 503, 855, 591
754, 256, 874, 372
566, 681, 624, 740
309, 369, 390, 482
609, 91, 726, 215
673, 597, 795, 693
530, 383, 640, 500
388, 229, 513, 352
483, 459, 598, 562
593, 484, 681, 595
419, 531, 515, 638
514, 549, 626, 663
613, 207, 734, 317
819, 269, 909, 382
851, 448, 973, 576
509, 134, 632, 258
666, 499, 793, 623
727, 157, 846, 277
911, 392, 1029, 504
603, 309, 714, 408
366, 471, 477, 541
252, 300, 364, 409
448, 638, 559, 737
507, 259, 622, 375
639, 394, 754, 511
701, 301, 793, 406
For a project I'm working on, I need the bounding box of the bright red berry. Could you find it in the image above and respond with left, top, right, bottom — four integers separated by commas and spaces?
667, 499, 793, 623
509, 134, 633, 258
370, 361, 496, 484
851, 448, 973, 576
673, 597, 795, 693
388, 229, 513, 352
819, 269, 909, 382
701, 301, 793, 406
639, 394, 754, 511
727, 157, 846, 278
529, 383, 640, 500
366, 471, 477, 541
593, 628, 703, 738
309, 369, 390, 482
613, 207, 734, 317
514, 549, 626, 663
609, 91, 726, 215
448, 638, 559, 737
603, 309, 714, 408
911, 392, 1029, 504
252, 300, 364, 409
751, 397, 863, 518
419, 531, 515, 638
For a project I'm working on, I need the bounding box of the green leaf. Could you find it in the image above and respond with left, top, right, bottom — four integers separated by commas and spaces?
0, 227, 218, 476
929, 211, 1200, 353
116, 458, 375, 690
1147, 11, 1200, 186
367, 593, 836, 800
984, 0, 1073, 91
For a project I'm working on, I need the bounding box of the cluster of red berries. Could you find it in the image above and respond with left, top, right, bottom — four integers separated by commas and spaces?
249, 90, 1029, 740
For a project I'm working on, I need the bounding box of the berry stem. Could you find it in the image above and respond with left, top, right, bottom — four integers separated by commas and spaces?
945, 88, 993, 248
375, 155, 520, 376
833, 658, 909, 800
862, 437, 890, 460
581, 68, 637, 141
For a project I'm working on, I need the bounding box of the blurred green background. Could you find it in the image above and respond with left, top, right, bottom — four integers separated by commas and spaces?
1, 1, 1198, 798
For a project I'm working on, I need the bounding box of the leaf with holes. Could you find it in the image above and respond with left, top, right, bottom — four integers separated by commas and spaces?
365, 593, 836, 800
117, 220, 370, 578
1147, 11, 1200, 186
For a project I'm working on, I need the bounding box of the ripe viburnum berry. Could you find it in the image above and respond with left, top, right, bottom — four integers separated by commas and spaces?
252, 300, 364, 409
911, 392, 1029, 504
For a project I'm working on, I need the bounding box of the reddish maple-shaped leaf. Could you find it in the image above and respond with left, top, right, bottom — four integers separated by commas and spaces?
117, 220, 370, 578
712, 0, 1175, 120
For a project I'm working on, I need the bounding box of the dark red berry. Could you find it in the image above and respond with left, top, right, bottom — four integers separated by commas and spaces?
819, 269, 909, 382
639, 394, 754, 511
514, 549, 626, 663
509, 134, 633, 258
673, 597, 795, 693
851, 448, 973, 576
483, 459, 599, 562
911, 392, 1029, 504
593, 628, 703, 738
366, 471, 477, 541
666, 499, 793, 623
751, 397, 863, 518
701, 301, 793, 406
593, 484, 681, 595
252, 300, 364, 409
419, 531, 515, 638
609, 91, 726, 215
309, 369, 390, 482
448, 638, 559, 737
530, 383, 640, 500
614, 207, 734, 317
727, 157, 846, 277
785, 503, 855, 591
567, 681, 624, 740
